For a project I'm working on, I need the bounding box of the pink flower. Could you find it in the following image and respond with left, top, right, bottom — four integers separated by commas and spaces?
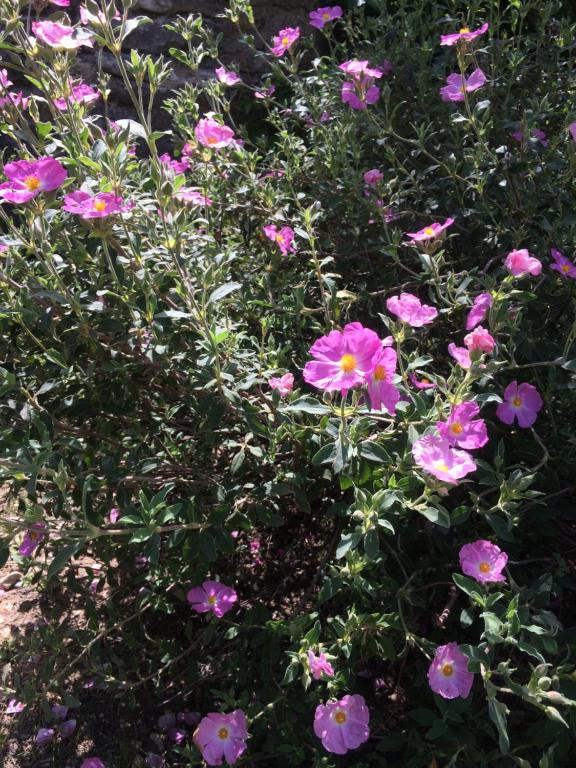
269, 372, 294, 396
428, 643, 473, 699
412, 434, 476, 484
18, 522, 47, 557
512, 127, 548, 147
159, 153, 190, 174
550, 248, 576, 279
255, 85, 276, 100
448, 343, 471, 369
175, 188, 213, 206
409, 372, 437, 390
263, 224, 296, 255
570, 122, 576, 142
386, 293, 438, 327
0, 69, 12, 88
57, 719, 77, 739
270, 26, 300, 57
466, 292, 492, 330
339, 60, 383, 110
309, 6, 343, 29
194, 118, 236, 149
53, 82, 99, 111
6, 700, 25, 714
0, 92, 29, 111
32, 20, 94, 49
313, 694, 370, 755
51, 704, 69, 720
81, 760, 106, 768
194, 710, 248, 766
307, 650, 334, 680
437, 402, 488, 449
303, 322, 382, 393
215, 67, 241, 86
109, 507, 120, 524
35, 728, 55, 747
187, 580, 237, 618
496, 381, 543, 428
406, 217, 454, 243
459, 540, 508, 583
440, 22, 489, 46
80, 4, 120, 24
504, 248, 542, 276
366, 348, 400, 414
440, 68, 487, 102
464, 325, 495, 354
363, 169, 383, 186
0, 156, 67, 204
63, 191, 131, 219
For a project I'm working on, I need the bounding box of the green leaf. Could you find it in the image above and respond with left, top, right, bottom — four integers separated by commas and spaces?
417, 506, 451, 528
359, 440, 391, 463
207, 282, 242, 306
452, 574, 484, 604
364, 528, 380, 560
336, 531, 361, 559
282, 396, 330, 415
488, 696, 510, 753
47, 542, 82, 581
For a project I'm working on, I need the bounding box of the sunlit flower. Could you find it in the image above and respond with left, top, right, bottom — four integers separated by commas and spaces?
440, 69, 486, 102
549, 248, 576, 279
437, 401, 488, 449
53, 82, 99, 111
63, 191, 132, 219
459, 540, 508, 583
339, 60, 383, 110
194, 117, 236, 149
32, 20, 94, 49
409, 372, 437, 390
428, 643, 473, 699
159, 153, 190, 174
303, 322, 382, 393
263, 224, 296, 255
412, 434, 476, 484
463, 325, 495, 354
466, 292, 492, 330
448, 343, 471, 369
308, 650, 334, 679
255, 85, 276, 100
270, 27, 300, 57
309, 6, 343, 29
406, 217, 454, 243
440, 22, 489, 46
504, 248, 542, 277
386, 293, 438, 327
269, 373, 294, 396
194, 710, 248, 766
175, 187, 213, 206
366, 347, 399, 414
0, 156, 67, 204
496, 381, 543, 428
187, 580, 237, 618
19, 522, 47, 557
215, 67, 241, 86
313, 694, 370, 754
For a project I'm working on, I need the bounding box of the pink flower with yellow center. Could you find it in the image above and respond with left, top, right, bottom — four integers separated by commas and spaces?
0, 156, 67, 204
215, 66, 241, 86
313, 694, 370, 754
31, 20, 94, 49
63, 190, 132, 219
440, 69, 487, 102
53, 82, 99, 111
412, 434, 476, 484
339, 60, 384, 111
504, 248, 542, 277
175, 187, 213, 207
437, 401, 488, 449
440, 22, 489, 46
194, 117, 236, 149
428, 643, 473, 699
270, 26, 300, 57
309, 6, 343, 30
194, 710, 248, 766
263, 224, 296, 255
366, 347, 400, 414
459, 540, 508, 583
496, 380, 543, 428
18, 521, 47, 557
303, 322, 382, 394
406, 217, 454, 243
187, 580, 237, 618
409, 372, 437, 390
386, 293, 438, 327
550, 248, 576, 279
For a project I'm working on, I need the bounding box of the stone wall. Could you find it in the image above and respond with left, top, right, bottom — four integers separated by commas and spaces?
73, 0, 317, 126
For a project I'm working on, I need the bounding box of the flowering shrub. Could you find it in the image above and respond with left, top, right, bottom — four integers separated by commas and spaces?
0, 0, 576, 766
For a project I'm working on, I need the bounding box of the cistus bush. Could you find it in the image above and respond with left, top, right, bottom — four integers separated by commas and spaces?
0, 0, 576, 766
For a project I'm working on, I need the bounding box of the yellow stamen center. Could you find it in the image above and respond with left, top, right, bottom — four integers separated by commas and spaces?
459, 27, 470, 34
334, 711, 347, 724
562, 264, 571, 273
282, 37, 290, 46
276, 234, 285, 243
512, 396, 522, 407
207, 595, 217, 605
442, 663, 454, 677
207, 136, 218, 145
323, 12, 331, 19
29, 530, 39, 542
339, 353, 357, 373
93, 199, 107, 212
479, 562, 491, 573
421, 378, 430, 385
459, 86, 466, 93
218, 727, 229, 740
24, 175, 41, 191
450, 422, 463, 435
373, 365, 387, 381
424, 227, 434, 235
435, 462, 449, 472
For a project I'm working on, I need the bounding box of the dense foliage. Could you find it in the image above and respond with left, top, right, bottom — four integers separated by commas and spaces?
1, 0, 576, 766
